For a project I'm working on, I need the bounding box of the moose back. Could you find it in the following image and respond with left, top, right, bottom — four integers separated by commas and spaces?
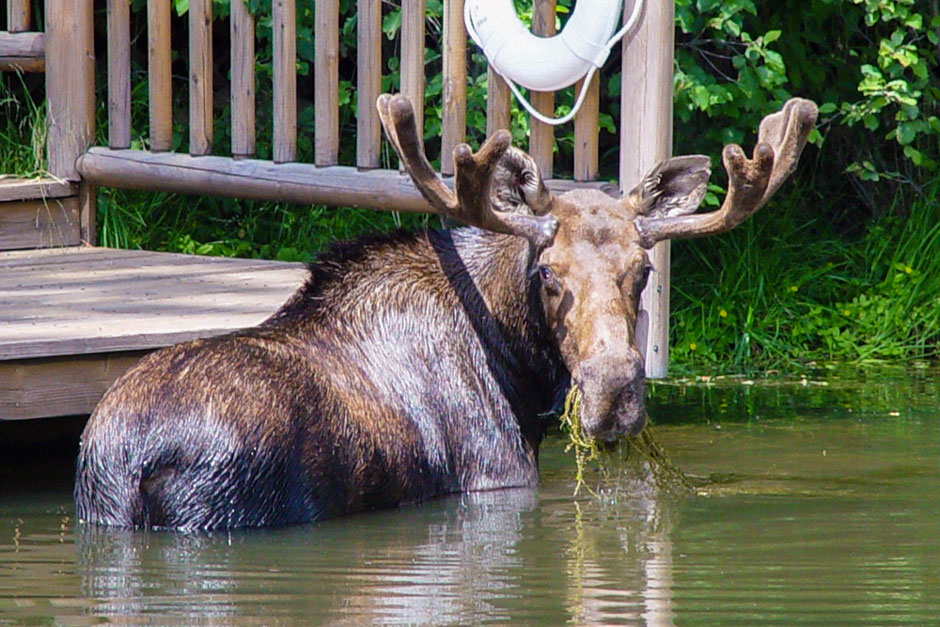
74, 95, 817, 530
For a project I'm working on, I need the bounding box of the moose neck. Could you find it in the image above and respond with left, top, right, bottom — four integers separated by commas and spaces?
435, 227, 568, 439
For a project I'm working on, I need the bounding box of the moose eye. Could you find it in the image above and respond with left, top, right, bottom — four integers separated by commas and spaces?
538, 265, 559, 289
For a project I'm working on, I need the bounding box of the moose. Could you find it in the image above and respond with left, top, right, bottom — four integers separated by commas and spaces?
75, 94, 817, 530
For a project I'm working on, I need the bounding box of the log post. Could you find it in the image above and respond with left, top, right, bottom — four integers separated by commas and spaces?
189, 0, 213, 155
46, 0, 95, 180
7, 0, 31, 33
399, 0, 425, 169
356, 0, 381, 168
486, 69, 512, 136
314, 0, 339, 166
107, 0, 131, 149
148, 0, 172, 152
46, 0, 96, 244
440, 0, 466, 176
231, 0, 256, 158
273, 0, 297, 163
620, 0, 675, 378
528, 0, 555, 179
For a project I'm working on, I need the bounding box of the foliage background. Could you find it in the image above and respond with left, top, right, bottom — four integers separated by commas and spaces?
0, 0, 938, 372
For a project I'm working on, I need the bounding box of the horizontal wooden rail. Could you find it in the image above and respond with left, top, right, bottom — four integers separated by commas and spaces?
76, 148, 619, 212
78, 148, 434, 212
0, 31, 44, 72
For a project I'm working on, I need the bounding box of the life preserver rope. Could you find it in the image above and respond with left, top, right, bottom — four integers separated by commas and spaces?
465, 0, 645, 126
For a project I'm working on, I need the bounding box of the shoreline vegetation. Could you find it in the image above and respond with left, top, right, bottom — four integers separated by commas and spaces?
1, 0, 937, 373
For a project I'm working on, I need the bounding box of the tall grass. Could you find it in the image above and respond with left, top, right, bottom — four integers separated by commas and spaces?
669, 177, 940, 373
0, 74, 46, 176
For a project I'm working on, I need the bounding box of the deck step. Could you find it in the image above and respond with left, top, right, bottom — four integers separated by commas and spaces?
0, 247, 309, 419
0, 176, 75, 202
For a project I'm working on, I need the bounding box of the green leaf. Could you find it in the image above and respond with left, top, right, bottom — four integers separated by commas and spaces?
763, 29, 782, 44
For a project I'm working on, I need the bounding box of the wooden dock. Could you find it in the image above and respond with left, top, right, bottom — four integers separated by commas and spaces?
0, 247, 308, 420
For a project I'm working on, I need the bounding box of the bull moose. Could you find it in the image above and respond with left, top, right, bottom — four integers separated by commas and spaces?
75, 94, 817, 530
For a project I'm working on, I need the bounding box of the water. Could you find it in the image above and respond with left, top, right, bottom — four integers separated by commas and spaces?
2, 369, 939, 624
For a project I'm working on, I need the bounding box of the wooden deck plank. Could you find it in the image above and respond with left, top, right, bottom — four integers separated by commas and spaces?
0, 247, 309, 360
0, 197, 81, 251
0, 352, 149, 420
0, 177, 76, 202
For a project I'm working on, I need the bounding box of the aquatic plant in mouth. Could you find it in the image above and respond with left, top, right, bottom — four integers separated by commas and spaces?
559, 385, 696, 497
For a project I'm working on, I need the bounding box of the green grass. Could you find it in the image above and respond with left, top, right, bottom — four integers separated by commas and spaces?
669, 177, 940, 373
0, 74, 47, 177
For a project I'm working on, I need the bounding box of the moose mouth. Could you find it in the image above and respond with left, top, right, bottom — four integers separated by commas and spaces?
577, 376, 648, 442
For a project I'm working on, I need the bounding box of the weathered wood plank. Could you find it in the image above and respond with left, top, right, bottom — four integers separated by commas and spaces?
78, 148, 432, 211
231, 0, 256, 158
79, 182, 96, 246
189, 0, 213, 155
0, 57, 43, 72
400, 0, 425, 148
46, 0, 95, 179
273, 0, 297, 162
107, 0, 132, 149
486, 68, 512, 135
0, 31, 45, 72
0, 197, 80, 251
620, 0, 675, 378
0, 247, 309, 361
77, 148, 615, 213
0, 352, 149, 420
356, 0, 381, 169
0, 178, 75, 202
315, 0, 339, 166
574, 73, 600, 181
528, 0, 555, 178
440, 0, 466, 176
148, 0, 173, 152
0, 31, 42, 56
6, 0, 31, 33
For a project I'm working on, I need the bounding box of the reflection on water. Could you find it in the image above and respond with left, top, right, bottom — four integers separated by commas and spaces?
2, 369, 940, 624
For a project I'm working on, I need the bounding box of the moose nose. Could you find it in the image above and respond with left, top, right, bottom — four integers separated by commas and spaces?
576, 357, 647, 441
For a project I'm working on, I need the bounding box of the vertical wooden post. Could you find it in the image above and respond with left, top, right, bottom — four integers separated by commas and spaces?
7, 0, 31, 33
47, 0, 96, 244
400, 0, 425, 145
620, 0, 675, 378
107, 0, 131, 149
440, 0, 466, 176
529, 0, 555, 178
148, 0, 172, 152
189, 0, 213, 155
47, 0, 95, 180
573, 74, 600, 181
273, 0, 297, 163
231, 0, 256, 158
486, 69, 512, 135
315, 0, 339, 166
356, 0, 381, 168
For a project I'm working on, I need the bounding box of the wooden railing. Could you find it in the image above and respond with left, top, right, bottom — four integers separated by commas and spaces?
0, 0, 676, 376
75, 0, 613, 213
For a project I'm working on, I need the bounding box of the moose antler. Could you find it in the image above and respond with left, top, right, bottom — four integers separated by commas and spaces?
635, 98, 818, 247
377, 94, 559, 248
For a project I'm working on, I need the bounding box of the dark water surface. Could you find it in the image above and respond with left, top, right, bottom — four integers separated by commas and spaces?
2, 369, 939, 624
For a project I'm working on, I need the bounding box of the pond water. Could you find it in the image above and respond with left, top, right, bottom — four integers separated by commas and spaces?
2, 368, 939, 624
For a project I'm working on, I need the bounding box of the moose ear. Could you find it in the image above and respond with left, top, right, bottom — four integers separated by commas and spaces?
624, 155, 712, 218
489, 146, 554, 216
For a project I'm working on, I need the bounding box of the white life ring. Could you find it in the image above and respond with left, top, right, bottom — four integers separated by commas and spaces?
465, 0, 624, 92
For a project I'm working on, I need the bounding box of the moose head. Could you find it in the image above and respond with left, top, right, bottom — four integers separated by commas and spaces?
378, 94, 817, 442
